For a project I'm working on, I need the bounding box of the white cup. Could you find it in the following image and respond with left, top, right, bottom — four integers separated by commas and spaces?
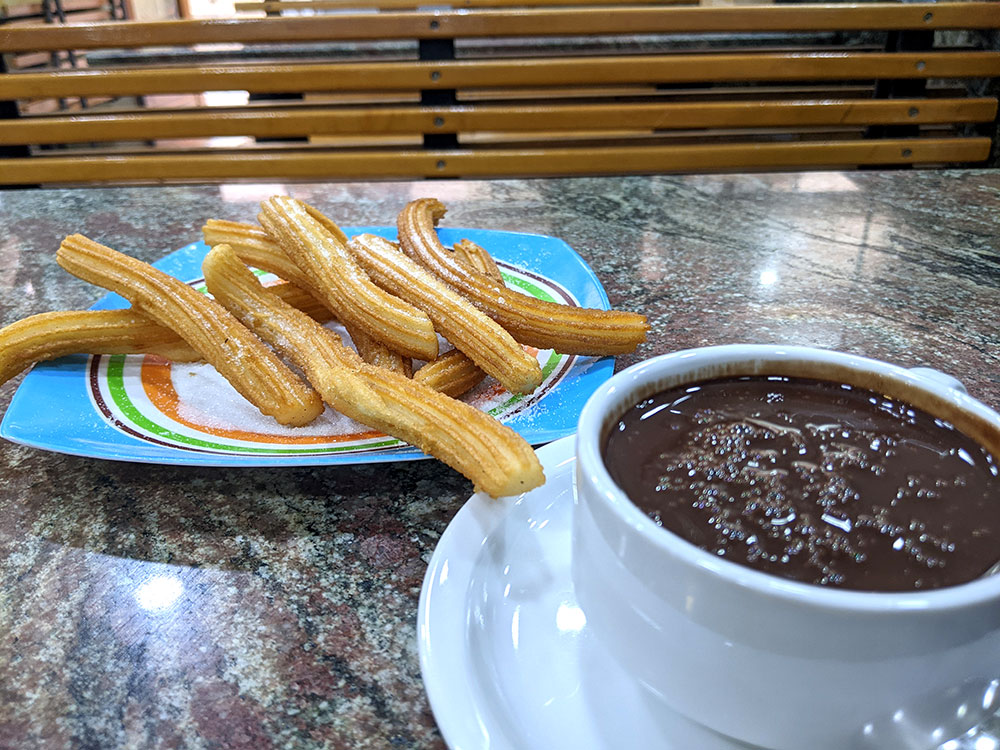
572, 345, 1000, 750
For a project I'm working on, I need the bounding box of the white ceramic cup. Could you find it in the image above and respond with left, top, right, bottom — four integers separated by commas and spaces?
572, 345, 1000, 750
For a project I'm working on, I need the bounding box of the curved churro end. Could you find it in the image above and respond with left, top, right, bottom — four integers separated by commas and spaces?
356, 360, 546, 498
454, 238, 503, 280
397, 200, 649, 356
56, 234, 323, 427
0, 308, 200, 387
260, 197, 439, 362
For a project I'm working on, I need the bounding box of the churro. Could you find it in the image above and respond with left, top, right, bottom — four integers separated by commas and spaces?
347, 325, 413, 377
397, 198, 648, 355
412, 348, 488, 398
411, 236, 510, 397
0, 309, 199, 387
267, 281, 333, 323
349, 233, 542, 395
204, 219, 310, 290
204, 218, 411, 374
56, 234, 324, 427
202, 243, 544, 497
259, 197, 438, 362
0, 281, 329, 388
453, 238, 503, 280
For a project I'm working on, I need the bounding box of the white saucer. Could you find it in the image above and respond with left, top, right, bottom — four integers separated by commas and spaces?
417, 435, 755, 750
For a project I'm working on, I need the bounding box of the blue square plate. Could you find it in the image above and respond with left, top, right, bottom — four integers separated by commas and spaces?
0, 226, 614, 467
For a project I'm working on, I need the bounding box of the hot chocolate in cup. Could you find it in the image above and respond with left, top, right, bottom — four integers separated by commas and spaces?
572, 345, 1000, 750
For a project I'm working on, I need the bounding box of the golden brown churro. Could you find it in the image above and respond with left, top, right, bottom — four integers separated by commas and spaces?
259, 197, 438, 362
267, 281, 334, 323
204, 219, 310, 289
453, 238, 503, 280
56, 235, 324, 427
0, 283, 326, 389
204, 218, 411, 374
202, 243, 544, 498
412, 348, 488, 398
346, 325, 413, 378
0, 309, 200, 387
349, 233, 542, 395
397, 198, 648, 355
411, 236, 511, 397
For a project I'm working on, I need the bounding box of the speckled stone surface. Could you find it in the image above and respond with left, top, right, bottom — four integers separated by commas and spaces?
1, 171, 998, 749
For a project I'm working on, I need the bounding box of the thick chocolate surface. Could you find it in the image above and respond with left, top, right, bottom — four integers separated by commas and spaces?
604, 376, 1000, 591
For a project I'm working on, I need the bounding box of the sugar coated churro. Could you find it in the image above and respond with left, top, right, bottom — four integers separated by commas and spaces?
202, 243, 544, 497
56, 234, 324, 427
412, 348, 488, 397
267, 281, 334, 323
204, 219, 311, 290
349, 233, 542, 395
397, 198, 648, 355
259, 197, 438, 362
0, 309, 200, 387
409, 235, 511, 397
453, 238, 503, 279
204, 218, 411, 374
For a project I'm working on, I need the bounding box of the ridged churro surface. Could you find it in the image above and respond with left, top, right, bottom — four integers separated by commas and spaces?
0, 309, 200, 387
204, 217, 412, 373
56, 235, 323, 427
412, 348, 487, 398
349, 234, 541, 395
260, 197, 438, 362
202, 243, 544, 498
397, 198, 648, 355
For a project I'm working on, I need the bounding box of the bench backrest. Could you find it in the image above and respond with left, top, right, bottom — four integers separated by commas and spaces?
1, 2, 997, 184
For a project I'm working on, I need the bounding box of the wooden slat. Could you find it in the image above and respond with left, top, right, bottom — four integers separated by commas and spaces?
6, 52, 999, 99
235, 0, 697, 9
2, 98, 995, 145
0, 138, 989, 184
1, 4, 996, 52
457, 84, 880, 102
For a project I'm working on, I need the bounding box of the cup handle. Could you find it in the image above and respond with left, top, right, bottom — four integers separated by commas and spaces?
907, 367, 968, 395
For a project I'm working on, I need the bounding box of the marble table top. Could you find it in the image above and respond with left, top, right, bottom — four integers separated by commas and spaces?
1, 170, 998, 748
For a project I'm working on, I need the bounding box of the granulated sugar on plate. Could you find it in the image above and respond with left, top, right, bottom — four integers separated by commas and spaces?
170, 361, 367, 436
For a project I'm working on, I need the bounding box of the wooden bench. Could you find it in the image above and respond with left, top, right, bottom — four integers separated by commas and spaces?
0, 2, 998, 185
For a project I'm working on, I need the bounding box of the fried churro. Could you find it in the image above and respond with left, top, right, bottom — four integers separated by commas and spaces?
0, 281, 327, 388
453, 238, 503, 280
260, 197, 438, 362
0, 309, 200, 387
204, 219, 310, 289
410, 236, 511, 397
267, 281, 333, 323
204, 218, 411, 374
56, 234, 324, 427
412, 348, 487, 398
202, 243, 544, 498
349, 233, 542, 395
347, 325, 412, 377
397, 198, 648, 355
